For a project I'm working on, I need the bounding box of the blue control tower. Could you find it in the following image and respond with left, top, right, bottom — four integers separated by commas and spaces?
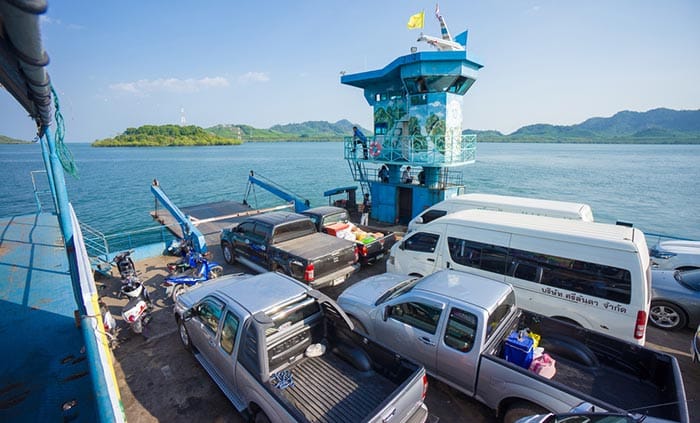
341, 14, 483, 225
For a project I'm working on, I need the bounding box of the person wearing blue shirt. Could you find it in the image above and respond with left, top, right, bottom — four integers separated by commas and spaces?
352, 126, 368, 159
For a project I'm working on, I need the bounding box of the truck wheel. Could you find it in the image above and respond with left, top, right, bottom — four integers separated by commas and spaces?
209, 265, 224, 279
502, 401, 547, 423
178, 319, 192, 351
254, 411, 271, 423
222, 242, 236, 265
649, 300, 687, 330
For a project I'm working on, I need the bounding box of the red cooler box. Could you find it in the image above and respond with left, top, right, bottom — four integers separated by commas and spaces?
325, 222, 350, 237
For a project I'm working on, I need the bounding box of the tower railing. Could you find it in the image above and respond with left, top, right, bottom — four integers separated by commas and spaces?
345, 134, 477, 167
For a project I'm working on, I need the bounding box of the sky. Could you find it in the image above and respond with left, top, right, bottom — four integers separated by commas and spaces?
2, 0, 699, 142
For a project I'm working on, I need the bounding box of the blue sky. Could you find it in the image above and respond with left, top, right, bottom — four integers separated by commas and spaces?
2, 0, 699, 142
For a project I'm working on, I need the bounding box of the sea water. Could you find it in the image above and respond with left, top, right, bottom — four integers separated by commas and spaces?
1, 142, 698, 241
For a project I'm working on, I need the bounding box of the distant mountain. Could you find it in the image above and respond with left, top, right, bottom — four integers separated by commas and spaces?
0, 135, 31, 144
467, 108, 700, 143
207, 120, 369, 141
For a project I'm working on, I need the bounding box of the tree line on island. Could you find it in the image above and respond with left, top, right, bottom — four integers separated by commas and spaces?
2, 108, 699, 145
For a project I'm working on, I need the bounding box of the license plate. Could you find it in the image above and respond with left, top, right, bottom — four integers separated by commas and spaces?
333, 276, 346, 286
376, 253, 384, 260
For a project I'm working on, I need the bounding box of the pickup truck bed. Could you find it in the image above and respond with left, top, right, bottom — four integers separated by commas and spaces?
484, 311, 686, 422
272, 352, 399, 422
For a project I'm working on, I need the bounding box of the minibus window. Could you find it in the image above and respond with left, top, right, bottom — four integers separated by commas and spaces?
420, 209, 447, 224
447, 237, 508, 274
404, 232, 440, 253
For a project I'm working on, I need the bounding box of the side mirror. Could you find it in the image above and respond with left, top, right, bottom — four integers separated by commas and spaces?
382, 306, 390, 321
399, 242, 405, 251
183, 309, 194, 321
415, 216, 423, 224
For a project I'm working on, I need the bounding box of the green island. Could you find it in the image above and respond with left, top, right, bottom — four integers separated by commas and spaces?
92, 109, 700, 146
0, 135, 32, 144
4, 108, 696, 146
92, 125, 242, 147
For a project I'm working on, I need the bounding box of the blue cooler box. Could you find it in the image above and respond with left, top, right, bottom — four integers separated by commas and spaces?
504, 330, 534, 368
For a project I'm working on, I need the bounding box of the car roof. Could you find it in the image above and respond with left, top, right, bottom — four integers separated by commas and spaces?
190, 272, 311, 315
247, 211, 311, 226
303, 206, 346, 216
414, 270, 512, 311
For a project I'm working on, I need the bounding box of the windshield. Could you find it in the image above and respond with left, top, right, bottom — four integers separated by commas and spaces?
375, 277, 420, 306
676, 269, 700, 291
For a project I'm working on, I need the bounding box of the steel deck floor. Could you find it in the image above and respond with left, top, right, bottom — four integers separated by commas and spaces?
0, 213, 97, 422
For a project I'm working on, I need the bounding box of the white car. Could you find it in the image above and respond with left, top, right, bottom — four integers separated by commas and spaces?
649, 240, 700, 271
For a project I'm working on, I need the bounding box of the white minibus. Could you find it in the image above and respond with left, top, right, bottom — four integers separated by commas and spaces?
388, 209, 651, 345
407, 193, 594, 233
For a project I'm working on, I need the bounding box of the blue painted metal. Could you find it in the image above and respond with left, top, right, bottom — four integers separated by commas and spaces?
150, 184, 208, 254
245, 170, 311, 213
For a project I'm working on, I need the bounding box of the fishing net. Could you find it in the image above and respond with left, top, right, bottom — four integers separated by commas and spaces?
50, 84, 78, 178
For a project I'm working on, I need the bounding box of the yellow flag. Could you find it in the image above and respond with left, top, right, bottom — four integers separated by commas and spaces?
407, 11, 424, 29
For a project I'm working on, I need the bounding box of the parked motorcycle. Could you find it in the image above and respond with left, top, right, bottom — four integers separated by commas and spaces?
112, 249, 136, 280
120, 279, 152, 335
167, 249, 207, 275
166, 238, 191, 257
161, 256, 223, 301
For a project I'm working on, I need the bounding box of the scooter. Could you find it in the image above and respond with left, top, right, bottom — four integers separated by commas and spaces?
161, 256, 223, 301
121, 279, 152, 335
112, 249, 136, 280
167, 249, 204, 275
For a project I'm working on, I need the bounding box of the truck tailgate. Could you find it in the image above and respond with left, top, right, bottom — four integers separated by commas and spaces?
277, 233, 356, 276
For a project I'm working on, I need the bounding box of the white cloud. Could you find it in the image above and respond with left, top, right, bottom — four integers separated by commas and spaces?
109, 76, 230, 95
238, 72, 270, 84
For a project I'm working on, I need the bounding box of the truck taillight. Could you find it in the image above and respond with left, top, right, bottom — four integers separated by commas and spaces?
360, 244, 368, 257
353, 246, 359, 263
421, 374, 428, 400
635, 310, 647, 339
304, 263, 315, 282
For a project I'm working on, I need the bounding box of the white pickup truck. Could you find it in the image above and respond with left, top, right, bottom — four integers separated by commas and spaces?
338, 270, 689, 423
174, 272, 429, 423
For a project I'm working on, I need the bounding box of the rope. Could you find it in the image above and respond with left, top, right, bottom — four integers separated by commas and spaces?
50, 84, 79, 178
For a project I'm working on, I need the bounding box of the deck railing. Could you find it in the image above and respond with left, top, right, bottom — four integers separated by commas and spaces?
345, 133, 477, 167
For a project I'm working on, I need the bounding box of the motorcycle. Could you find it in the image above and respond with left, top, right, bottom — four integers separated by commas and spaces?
120, 279, 152, 335
161, 256, 223, 301
112, 249, 136, 280
166, 238, 191, 257
167, 249, 206, 275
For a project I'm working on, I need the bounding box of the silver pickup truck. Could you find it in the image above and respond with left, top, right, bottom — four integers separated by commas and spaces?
338, 270, 689, 423
174, 272, 429, 423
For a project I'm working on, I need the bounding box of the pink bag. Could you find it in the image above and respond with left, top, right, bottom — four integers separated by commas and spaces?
529, 353, 556, 379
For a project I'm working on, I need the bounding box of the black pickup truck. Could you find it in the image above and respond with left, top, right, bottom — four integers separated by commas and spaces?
220, 212, 359, 289
301, 206, 398, 265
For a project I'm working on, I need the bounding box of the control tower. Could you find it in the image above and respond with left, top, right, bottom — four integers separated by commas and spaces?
341, 12, 483, 224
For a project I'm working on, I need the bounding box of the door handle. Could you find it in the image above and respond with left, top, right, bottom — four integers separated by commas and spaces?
427, 258, 435, 262
419, 336, 436, 346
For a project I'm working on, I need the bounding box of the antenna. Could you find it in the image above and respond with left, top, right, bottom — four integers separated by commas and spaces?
180, 107, 187, 126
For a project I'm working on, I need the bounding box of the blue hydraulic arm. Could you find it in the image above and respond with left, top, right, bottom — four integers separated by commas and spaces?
245, 170, 311, 213
150, 182, 208, 254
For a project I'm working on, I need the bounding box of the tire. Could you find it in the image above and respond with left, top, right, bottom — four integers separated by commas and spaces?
178, 319, 192, 351
502, 401, 548, 423
348, 315, 368, 336
209, 265, 223, 279
222, 242, 235, 265
171, 284, 186, 302
649, 300, 687, 330
254, 411, 271, 423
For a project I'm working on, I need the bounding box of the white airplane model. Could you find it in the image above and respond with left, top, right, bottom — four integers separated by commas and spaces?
418, 4, 466, 51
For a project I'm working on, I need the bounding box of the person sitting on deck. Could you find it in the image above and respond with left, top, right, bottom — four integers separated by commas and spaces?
352, 126, 369, 159
378, 165, 389, 183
